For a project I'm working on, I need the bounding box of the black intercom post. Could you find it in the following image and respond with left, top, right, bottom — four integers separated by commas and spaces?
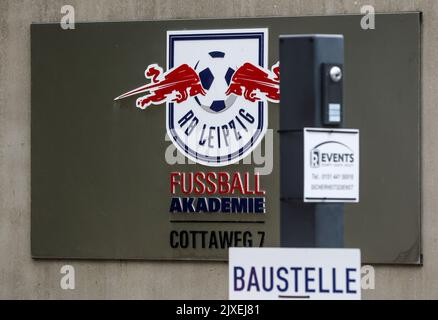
279, 35, 345, 248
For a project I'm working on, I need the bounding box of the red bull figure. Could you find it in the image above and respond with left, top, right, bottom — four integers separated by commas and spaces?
226, 62, 280, 103
114, 63, 206, 109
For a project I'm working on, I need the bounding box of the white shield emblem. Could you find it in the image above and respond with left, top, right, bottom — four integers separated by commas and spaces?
167, 29, 269, 167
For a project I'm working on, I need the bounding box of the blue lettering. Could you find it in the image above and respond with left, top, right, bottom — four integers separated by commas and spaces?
255, 198, 265, 213
319, 268, 330, 293
196, 197, 207, 212
182, 198, 195, 212
332, 268, 343, 293
276, 267, 289, 292
208, 197, 221, 212
346, 268, 357, 294
262, 267, 274, 292
247, 267, 260, 291
290, 267, 302, 293
169, 197, 182, 212
305, 267, 316, 293
233, 267, 245, 291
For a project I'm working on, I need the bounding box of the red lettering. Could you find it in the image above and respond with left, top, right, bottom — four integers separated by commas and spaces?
169, 171, 264, 196
194, 172, 206, 194
206, 172, 218, 194
181, 172, 193, 195
243, 172, 254, 195
231, 173, 244, 194
218, 172, 231, 194
170, 172, 180, 194
254, 173, 265, 195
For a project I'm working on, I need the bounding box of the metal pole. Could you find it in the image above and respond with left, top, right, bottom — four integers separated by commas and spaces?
279, 35, 345, 248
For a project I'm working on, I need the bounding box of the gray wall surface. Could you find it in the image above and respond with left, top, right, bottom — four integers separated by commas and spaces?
0, 0, 436, 299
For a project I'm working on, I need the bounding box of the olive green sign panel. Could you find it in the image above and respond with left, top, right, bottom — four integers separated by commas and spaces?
31, 13, 421, 263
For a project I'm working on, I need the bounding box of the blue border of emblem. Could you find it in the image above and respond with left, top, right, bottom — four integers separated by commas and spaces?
168, 31, 266, 164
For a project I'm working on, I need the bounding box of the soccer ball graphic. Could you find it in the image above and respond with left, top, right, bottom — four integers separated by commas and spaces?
194, 51, 237, 113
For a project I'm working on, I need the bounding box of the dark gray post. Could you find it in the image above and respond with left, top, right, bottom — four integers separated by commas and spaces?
279, 35, 345, 248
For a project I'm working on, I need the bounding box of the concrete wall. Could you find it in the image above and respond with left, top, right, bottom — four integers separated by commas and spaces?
0, 0, 436, 299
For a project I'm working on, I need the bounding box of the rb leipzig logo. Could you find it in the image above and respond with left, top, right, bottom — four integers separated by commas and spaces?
114, 29, 279, 166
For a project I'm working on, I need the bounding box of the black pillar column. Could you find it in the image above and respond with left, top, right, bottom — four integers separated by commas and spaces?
279, 35, 345, 248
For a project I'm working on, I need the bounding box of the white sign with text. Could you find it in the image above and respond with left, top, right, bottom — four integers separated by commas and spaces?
229, 248, 361, 300
304, 128, 359, 202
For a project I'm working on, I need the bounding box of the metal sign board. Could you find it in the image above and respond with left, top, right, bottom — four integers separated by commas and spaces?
303, 128, 359, 203
31, 13, 421, 263
229, 248, 361, 300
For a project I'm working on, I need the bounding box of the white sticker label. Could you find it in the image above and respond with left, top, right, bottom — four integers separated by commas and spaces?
304, 128, 359, 202
229, 248, 361, 300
